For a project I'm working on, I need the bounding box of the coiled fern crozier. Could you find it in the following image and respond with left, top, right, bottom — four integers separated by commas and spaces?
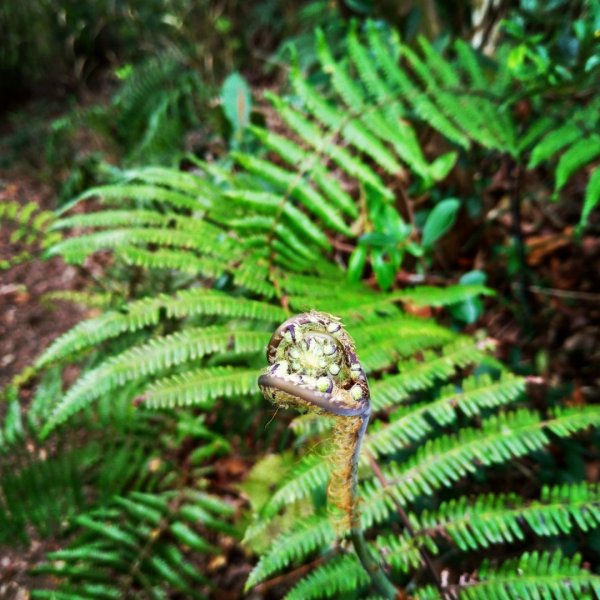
258, 311, 396, 598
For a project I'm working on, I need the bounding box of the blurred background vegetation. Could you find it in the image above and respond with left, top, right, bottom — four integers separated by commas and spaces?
1, 1, 599, 598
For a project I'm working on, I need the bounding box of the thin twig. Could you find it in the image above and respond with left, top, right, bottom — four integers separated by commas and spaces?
529, 285, 600, 302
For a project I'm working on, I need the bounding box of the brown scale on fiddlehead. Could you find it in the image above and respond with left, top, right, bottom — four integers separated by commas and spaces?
258, 311, 397, 599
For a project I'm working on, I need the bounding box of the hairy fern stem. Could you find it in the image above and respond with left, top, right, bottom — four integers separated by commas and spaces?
258, 312, 397, 598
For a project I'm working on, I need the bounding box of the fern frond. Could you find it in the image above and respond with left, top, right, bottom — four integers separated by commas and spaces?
141, 366, 259, 409
290, 285, 491, 322
233, 259, 277, 298
247, 127, 358, 218
232, 151, 353, 236
262, 454, 331, 519
345, 24, 434, 181
165, 289, 288, 321
74, 182, 212, 211
42, 290, 116, 309
453, 39, 487, 89
580, 166, 600, 227
380, 483, 600, 573
35, 289, 286, 368
365, 23, 470, 149
370, 337, 491, 411
35, 296, 165, 368
121, 166, 215, 195
56, 206, 223, 240
352, 312, 454, 347
393, 284, 494, 308
111, 55, 203, 163
46, 224, 227, 264
517, 115, 555, 153
52, 208, 170, 230
528, 124, 582, 168
280, 271, 364, 298
224, 189, 330, 250
362, 407, 600, 525
118, 246, 228, 277
267, 87, 391, 198
0, 448, 86, 543
402, 40, 511, 153
0, 383, 158, 542
366, 372, 525, 457
555, 135, 600, 192
0, 200, 61, 268
451, 551, 600, 600
31, 487, 232, 599
284, 553, 369, 600
359, 330, 455, 373
41, 328, 269, 432
315, 30, 404, 175
546, 404, 600, 437
246, 514, 337, 589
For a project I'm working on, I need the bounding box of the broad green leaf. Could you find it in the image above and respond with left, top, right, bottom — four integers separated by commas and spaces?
429, 151, 458, 181
579, 167, 600, 228
422, 198, 460, 249
347, 244, 368, 282
555, 135, 600, 192
450, 270, 487, 324
221, 72, 251, 137
372, 250, 395, 290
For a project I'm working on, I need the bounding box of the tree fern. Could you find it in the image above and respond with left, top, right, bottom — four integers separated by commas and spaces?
250, 395, 600, 595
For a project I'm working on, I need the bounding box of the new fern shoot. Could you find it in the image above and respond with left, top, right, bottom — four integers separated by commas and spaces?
258, 312, 397, 599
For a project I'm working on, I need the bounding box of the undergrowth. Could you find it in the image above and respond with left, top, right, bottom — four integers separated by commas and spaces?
1, 12, 599, 600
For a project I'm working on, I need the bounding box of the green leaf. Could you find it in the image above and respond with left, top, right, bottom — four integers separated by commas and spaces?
422, 198, 460, 249
347, 244, 367, 283
555, 135, 600, 193
579, 167, 600, 228
429, 152, 457, 181
221, 72, 251, 136
450, 270, 487, 324
528, 124, 581, 168
372, 250, 395, 290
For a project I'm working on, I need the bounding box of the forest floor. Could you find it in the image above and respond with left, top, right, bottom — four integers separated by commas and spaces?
0, 167, 90, 391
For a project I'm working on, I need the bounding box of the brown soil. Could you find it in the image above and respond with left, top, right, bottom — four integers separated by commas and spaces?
0, 168, 89, 390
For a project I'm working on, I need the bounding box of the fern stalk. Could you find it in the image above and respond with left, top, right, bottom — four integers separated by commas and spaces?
257, 312, 397, 599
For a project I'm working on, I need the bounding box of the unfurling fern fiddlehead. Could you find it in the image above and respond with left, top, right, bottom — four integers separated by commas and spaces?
258, 311, 397, 599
